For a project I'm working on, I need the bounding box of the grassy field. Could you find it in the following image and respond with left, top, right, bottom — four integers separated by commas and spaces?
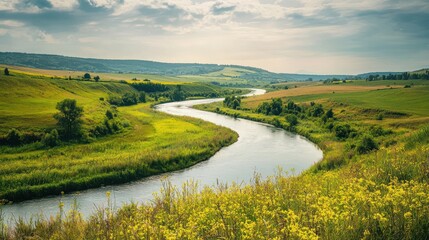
0, 64, 252, 85
0, 67, 238, 202
0, 70, 135, 134
2, 75, 429, 239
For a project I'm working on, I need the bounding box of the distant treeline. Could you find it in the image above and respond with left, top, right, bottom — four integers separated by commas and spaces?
364, 71, 429, 81
130, 82, 170, 92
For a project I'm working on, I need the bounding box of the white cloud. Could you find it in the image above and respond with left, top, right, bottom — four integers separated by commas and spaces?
0, 20, 25, 27
48, 0, 78, 10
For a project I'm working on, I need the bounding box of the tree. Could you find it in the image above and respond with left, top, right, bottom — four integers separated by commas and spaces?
270, 98, 283, 115
83, 73, 91, 79
94, 76, 100, 82
4, 68, 9, 76
139, 92, 146, 103
286, 114, 298, 128
171, 85, 186, 101
54, 99, 84, 140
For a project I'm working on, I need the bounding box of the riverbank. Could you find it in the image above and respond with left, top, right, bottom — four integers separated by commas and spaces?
1, 88, 322, 227
2, 83, 429, 239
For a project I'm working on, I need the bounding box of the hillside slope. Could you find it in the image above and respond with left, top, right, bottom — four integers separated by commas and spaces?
0, 52, 353, 81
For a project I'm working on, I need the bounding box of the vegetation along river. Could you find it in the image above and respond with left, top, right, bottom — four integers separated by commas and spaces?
1, 89, 322, 223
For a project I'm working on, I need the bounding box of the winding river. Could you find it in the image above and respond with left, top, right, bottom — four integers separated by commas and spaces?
1, 89, 322, 224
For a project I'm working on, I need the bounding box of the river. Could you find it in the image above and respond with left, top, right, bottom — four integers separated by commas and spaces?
1, 89, 322, 224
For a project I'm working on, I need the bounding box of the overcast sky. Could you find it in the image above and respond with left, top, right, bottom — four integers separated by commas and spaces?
0, 0, 428, 74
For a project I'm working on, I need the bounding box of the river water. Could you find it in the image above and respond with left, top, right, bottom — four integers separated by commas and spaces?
1, 89, 322, 224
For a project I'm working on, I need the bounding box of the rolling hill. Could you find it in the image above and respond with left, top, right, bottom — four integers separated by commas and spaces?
0, 52, 353, 82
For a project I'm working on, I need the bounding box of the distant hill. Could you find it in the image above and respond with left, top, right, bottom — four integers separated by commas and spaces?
1, 52, 423, 82
0, 52, 224, 75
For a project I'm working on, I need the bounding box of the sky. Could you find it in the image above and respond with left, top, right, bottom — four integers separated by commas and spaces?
0, 0, 428, 74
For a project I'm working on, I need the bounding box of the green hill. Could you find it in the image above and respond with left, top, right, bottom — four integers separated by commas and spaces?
0, 67, 238, 202
0, 52, 354, 82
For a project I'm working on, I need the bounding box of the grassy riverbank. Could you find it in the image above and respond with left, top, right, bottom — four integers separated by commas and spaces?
2, 76, 429, 239
0, 67, 238, 202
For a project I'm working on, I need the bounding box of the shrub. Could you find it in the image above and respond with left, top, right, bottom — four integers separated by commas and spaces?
21, 132, 42, 144
376, 113, 384, 120
334, 124, 352, 140
42, 129, 61, 147
139, 92, 146, 103
356, 135, 379, 154
325, 109, 334, 119
224, 96, 241, 110
6, 128, 22, 146
286, 114, 299, 128
271, 118, 282, 128
308, 104, 324, 117
106, 110, 114, 120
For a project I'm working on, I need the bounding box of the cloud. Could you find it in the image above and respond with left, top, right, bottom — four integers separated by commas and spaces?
0, 0, 428, 74
211, 2, 236, 15
0, 20, 25, 27
48, 0, 78, 10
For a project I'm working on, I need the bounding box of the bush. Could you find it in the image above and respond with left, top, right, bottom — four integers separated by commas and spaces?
334, 124, 352, 140
325, 109, 334, 119
106, 110, 114, 120
42, 129, 61, 147
21, 132, 42, 144
356, 135, 379, 154
286, 114, 298, 128
308, 104, 324, 117
6, 128, 22, 146
224, 96, 241, 110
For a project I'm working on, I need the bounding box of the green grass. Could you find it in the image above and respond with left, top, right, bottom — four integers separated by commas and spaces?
0, 68, 238, 202
0, 71, 135, 134
281, 86, 429, 116
4, 79, 429, 239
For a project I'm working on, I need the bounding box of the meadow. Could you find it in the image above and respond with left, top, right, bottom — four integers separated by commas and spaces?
0, 67, 238, 202
2, 72, 429, 239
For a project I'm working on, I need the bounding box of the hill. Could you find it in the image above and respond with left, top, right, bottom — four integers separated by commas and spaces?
0, 52, 353, 82
0, 67, 239, 202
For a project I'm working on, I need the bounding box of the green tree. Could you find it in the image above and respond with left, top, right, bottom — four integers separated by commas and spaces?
139, 92, 146, 103
171, 85, 186, 101
4, 68, 9, 75
83, 73, 91, 79
286, 114, 298, 128
270, 98, 283, 115
54, 99, 84, 140
94, 76, 100, 82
